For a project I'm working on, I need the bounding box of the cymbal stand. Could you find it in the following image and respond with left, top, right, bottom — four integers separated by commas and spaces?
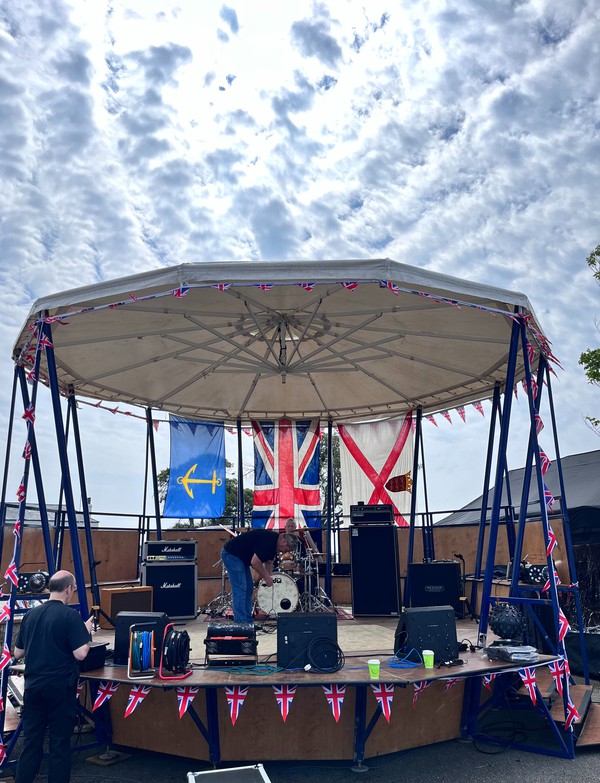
298, 549, 334, 612
203, 558, 233, 617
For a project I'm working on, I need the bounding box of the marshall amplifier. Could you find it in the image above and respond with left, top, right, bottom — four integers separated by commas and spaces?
350, 503, 394, 525
143, 539, 197, 561
141, 561, 198, 619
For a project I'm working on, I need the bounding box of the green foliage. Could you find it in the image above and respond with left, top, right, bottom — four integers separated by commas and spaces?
319, 430, 342, 517
579, 245, 600, 435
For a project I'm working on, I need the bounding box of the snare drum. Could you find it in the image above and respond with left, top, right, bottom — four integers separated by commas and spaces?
278, 552, 297, 571
256, 573, 299, 615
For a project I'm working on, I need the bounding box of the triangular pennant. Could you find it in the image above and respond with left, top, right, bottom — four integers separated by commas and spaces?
518, 667, 537, 705
322, 684, 346, 722
125, 685, 151, 718
225, 686, 248, 725
412, 680, 431, 708
93, 681, 119, 711
370, 683, 394, 722
177, 685, 199, 719
273, 684, 297, 722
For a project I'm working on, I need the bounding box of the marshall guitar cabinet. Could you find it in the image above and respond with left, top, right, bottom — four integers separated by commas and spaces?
142, 539, 198, 561
141, 561, 198, 619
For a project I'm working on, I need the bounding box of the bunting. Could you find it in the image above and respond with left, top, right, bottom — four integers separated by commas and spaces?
518, 668, 537, 705
564, 693, 580, 732
558, 609, 570, 642
0, 645, 12, 672
546, 524, 558, 557
124, 685, 151, 718
4, 560, 18, 588
548, 659, 564, 698
442, 677, 460, 693
456, 406, 466, 423
483, 673, 497, 691
322, 684, 346, 722
472, 401, 485, 416
93, 681, 119, 711
177, 685, 199, 719
273, 684, 297, 722
412, 680, 431, 708
225, 686, 248, 725
0, 603, 11, 624
371, 683, 394, 722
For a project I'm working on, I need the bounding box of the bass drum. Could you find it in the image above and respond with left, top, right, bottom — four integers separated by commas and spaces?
256, 573, 299, 615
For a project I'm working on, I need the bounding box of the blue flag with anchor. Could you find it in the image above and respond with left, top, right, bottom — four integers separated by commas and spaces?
163, 416, 226, 518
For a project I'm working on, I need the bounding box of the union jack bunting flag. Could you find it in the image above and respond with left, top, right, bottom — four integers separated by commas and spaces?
440, 410, 452, 424
544, 485, 555, 510
472, 401, 485, 416
225, 686, 248, 725
542, 568, 560, 593
539, 450, 551, 475
22, 441, 31, 460
558, 609, 570, 642
456, 406, 466, 423
378, 280, 400, 296
253, 283, 273, 291
322, 684, 346, 722
564, 695, 580, 732
38, 334, 54, 349
251, 418, 321, 529
22, 405, 35, 425
548, 659, 564, 697
0, 695, 3, 712
273, 684, 297, 722
525, 341, 536, 365
4, 560, 18, 588
76, 680, 85, 699
0, 602, 11, 623
211, 283, 232, 291
297, 282, 314, 291
17, 480, 26, 503
0, 644, 11, 672
425, 415, 437, 427
442, 677, 460, 693
534, 413, 544, 434
124, 685, 151, 718
483, 673, 497, 691
338, 281, 358, 290
518, 668, 537, 705
412, 680, 431, 708
93, 681, 119, 711
13, 519, 22, 541
0, 738, 5, 765
172, 286, 190, 299
177, 685, 199, 719
371, 683, 394, 722
26, 369, 36, 383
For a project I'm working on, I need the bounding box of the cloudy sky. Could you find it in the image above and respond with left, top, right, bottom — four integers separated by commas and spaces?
0, 0, 599, 523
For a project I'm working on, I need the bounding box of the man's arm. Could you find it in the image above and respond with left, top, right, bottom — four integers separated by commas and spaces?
13, 646, 24, 660
251, 554, 274, 586
72, 616, 94, 661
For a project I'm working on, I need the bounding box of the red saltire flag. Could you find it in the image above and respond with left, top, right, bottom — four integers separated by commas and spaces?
338, 415, 413, 526
371, 683, 394, 722
298, 282, 315, 292
456, 406, 466, 423
177, 685, 199, 719
124, 685, 151, 717
440, 410, 452, 424
542, 568, 560, 593
425, 415, 437, 427
564, 695, 580, 731
254, 283, 273, 291
22, 441, 31, 460
539, 450, 551, 475
16, 479, 26, 503
22, 405, 35, 425
273, 684, 296, 722
211, 283, 232, 291
518, 668, 537, 705
442, 677, 460, 693
251, 418, 321, 529
548, 659, 564, 698
0, 644, 13, 672
13, 518, 22, 541
225, 686, 248, 725
4, 560, 18, 587
534, 414, 544, 434
322, 684, 346, 722
472, 401, 485, 416
558, 609, 570, 642
93, 681, 119, 711
412, 680, 431, 708
483, 673, 497, 691
0, 602, 11, 623
38, 334, 54, 349
379, 280, 400, 296
338, 281, 358, 291
172, 287, 190, 298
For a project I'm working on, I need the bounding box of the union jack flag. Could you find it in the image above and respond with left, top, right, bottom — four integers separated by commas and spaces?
129, 293, 140, 302
273, 684, 296, 722
456, 406, 466, 423
177, 685, 199, 719
371, 683, 394, 722
564, 695, 580, 731
16, 479, 26, 503
442, 677, 460, 693
558, 609, 570, 642
0, 695, 3, 711
124, 685, 151, 717
0, 602, 11, 623
0, 738, 5, 765
472, 401, 485, 416
253, 283, 273, 291
251, 418, 321, 529
93, 681, 119, 711
425, 415, 438, 427
27, 369, 36, 383
297, 282, 315, 292
440, 410, 452, 424
548, 659, 564, 697
0, 644, 13, 671
22, 441, 31, 460
211, 283, 232, 291
483, 672, 497, 691
77, 680, 85, 699
542, 568, 560, 593
539, 450, 551, 475
412, 680, 431, 708
525, 341, 536, 365
22, 405, 35, 425
379, 280, 400, 296
338, 281, 358, 291
38, 334, 54, 349
172, 286, 190, 299
544, 485, 555, 510
322, 684, 346, 722
4, 560, 18, 587
13, 518, 22, 541
534, 413, 544, 434
225, 685, 248, 725
518, 667, 537, 705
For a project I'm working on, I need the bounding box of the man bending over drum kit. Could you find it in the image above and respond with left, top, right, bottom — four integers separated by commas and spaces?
221, 529, 298, 623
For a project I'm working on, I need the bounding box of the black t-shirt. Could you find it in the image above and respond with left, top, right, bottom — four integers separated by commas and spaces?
223, 529, 280, 566
15, 600, 91, 688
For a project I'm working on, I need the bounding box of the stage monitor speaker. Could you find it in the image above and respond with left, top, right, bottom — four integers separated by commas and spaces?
395, 605, 459, 663
99, 586, 153, 628
350, 524, 401, 616
141, 561, 198, 619
277, 612, 338, 669
408, 561, 462, 615
114, 611, 169, 666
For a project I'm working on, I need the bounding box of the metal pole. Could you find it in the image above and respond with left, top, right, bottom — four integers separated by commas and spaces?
146, 408, 162, 539
0, 367, 19, 567
325, 419, 333, 600
405, 407, 421, 607
236, 419, 244, 530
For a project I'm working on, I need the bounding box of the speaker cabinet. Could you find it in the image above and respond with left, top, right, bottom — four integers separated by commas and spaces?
350, 525, 401, 616
277, 612, 338, 669
99, 586, 153, 628
114, 611, 169, 666
408, 561, 462, 615
395, 606, 458, 663
141, 561, 198, 619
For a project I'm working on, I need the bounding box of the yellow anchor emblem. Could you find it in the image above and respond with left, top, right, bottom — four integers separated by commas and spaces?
177, 464, 223, 499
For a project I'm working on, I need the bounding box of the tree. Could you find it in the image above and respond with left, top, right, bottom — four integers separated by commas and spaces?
579, 245, 600, 435
319, 430, 342, 518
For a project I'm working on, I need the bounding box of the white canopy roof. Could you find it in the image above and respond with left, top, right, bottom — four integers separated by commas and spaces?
13, 258, 546, 422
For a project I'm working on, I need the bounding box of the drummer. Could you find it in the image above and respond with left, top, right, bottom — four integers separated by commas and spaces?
284, 516, 322, 559
221, 529, 298, 623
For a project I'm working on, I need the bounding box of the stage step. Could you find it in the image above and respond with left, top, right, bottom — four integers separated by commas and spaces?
550, 684, 593, 726
576, 703, 600, 747
533, 666, 556, 701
